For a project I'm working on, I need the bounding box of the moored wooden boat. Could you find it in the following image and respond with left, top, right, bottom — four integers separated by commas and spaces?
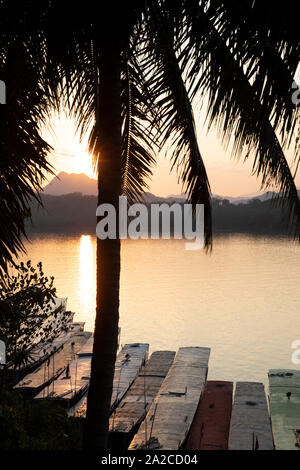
185, 380, 233, 450
5, 317, 84, 386
14, 330, 91, 398
111, 343, 149, 410
15, 297, 70, 352
109, 350, 175, 450
268, 369, 300, 450
228, 381, 273, 450
70, 342, 149, 417
129, 346, 210, 450
34, 334, 94, 407
26, 318, 81, 366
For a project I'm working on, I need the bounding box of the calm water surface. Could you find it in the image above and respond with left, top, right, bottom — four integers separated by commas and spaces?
22, 233, 300, 387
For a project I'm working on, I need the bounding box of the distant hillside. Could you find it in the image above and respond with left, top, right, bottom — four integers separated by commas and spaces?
43, 172, 97, 196
26, 192, 298, 236
43, 172, 187, 202
43, 171, 299, 203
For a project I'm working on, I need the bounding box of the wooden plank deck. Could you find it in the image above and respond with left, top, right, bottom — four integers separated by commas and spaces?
129, 346, 210, 450
185, 380, 233, 450
228, 382, 273, 450
109, 350, 175, 450
269, 369, 300, 450
66, 343, 149, 415
14, 331, 91, 398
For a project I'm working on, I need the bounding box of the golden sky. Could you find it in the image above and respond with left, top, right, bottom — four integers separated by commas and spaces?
40, 111, 300, 198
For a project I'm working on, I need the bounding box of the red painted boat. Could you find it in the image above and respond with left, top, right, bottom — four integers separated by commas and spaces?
185, 380, 233, 450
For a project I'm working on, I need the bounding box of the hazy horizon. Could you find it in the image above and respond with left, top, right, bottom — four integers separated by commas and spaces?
43, 169, 295, 200
40, 111, 300, 199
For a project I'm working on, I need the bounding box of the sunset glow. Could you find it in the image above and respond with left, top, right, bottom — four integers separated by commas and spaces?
69, 149, 95, 178
40, 111, 97, 182
40, 111, 300, 197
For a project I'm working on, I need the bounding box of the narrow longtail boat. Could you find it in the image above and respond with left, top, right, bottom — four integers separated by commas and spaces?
129, 346, 210, 450
269, 369, 300, 450
185, 380, 233, 450
14, 330, 91, 398
24, 318, 82, 367
6, 306, 82, 386
109, 350, 176, 450
70, 342, 149, 417
228, 382, 273, 450
34, 334, 94, 407
37, 341, 148, 411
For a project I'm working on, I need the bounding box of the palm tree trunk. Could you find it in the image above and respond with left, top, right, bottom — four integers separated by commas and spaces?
83, 39, 122, 451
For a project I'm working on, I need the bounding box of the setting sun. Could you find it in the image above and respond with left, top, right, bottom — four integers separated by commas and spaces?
40, 110, 96, 180
69, 149, 95, 178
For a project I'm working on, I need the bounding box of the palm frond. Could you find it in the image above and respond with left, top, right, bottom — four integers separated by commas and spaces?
184, 0, 300, 236
143, 5, 212, 248
120, 44, 158, 202
204, 0, 300, 146
0, 37, 54, 277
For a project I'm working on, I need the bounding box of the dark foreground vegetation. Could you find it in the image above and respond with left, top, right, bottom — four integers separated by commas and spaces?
0, 390, 82, 450
0, 261, 82, 450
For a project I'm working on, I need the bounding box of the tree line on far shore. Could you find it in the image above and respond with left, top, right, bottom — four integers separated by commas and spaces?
26, 192, 297, 237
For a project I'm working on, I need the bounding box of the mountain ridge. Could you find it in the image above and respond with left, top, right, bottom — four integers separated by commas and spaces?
43, 171, 299, 204
43, 171, 97, 196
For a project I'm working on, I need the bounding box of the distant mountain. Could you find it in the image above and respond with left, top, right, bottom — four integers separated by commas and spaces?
43, 173, 188, 202
43, 172, 97, 196
142, 192, 187, 204
209, 190, 299, 204
166, 191, 271, 204
213, 192, 267, 205
43, 172, 299, 203
166, 192, 187, 200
